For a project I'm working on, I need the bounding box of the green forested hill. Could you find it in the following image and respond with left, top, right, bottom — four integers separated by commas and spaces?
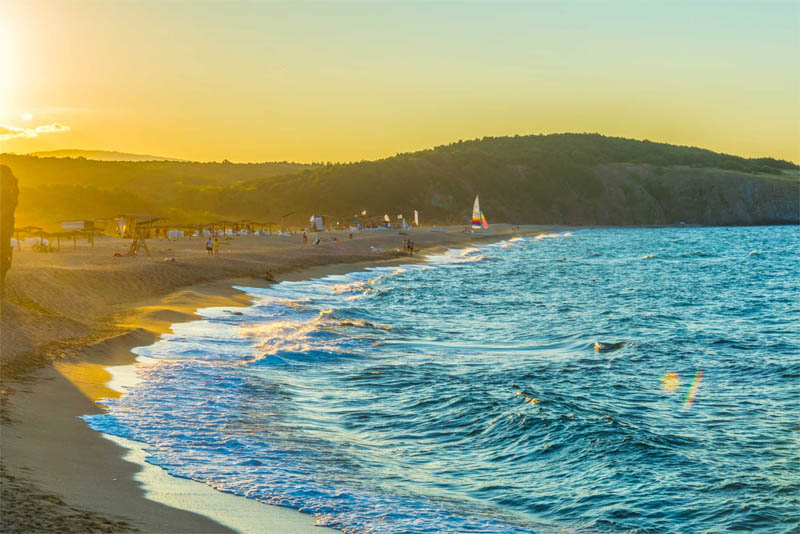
3, 134, 797, 229
0, 155, 316, 226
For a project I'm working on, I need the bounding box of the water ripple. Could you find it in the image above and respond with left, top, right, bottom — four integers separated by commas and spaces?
86, 227, 800, 533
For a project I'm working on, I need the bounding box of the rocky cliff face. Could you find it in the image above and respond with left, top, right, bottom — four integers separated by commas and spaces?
508, 164, 799, 226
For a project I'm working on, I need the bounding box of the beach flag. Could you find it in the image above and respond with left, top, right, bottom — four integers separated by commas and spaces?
414, 210, 419, 226
384, 214, 390, 222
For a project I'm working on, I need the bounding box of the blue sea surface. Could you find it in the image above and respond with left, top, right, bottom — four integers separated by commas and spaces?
85, 226, 800, 533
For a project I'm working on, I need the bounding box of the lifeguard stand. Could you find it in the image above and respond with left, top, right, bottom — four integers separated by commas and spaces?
116, 214, 161, 256
128, 223, 150, 256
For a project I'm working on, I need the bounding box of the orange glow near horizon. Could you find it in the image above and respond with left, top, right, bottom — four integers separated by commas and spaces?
1, 1, 798, 163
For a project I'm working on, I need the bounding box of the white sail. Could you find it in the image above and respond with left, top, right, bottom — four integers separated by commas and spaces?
472, 195, 481, 229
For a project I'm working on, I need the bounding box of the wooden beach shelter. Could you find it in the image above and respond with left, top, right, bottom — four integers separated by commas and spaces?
151, 222, 196, 239
13, 226, 43, 251
209, 220, 237, 236
43, 230, 86, 252
280, 212, 295, 233
60, 220, 96, 248
241, 220, 276, 235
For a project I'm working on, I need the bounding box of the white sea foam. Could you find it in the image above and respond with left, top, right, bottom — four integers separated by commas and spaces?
535, 231, 574, 240
83, 235, 571, 534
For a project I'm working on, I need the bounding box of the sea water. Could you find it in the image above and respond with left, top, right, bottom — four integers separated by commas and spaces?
85, 226, 800, 533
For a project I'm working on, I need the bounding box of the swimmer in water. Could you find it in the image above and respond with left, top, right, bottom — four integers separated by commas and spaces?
594, 341, 626, 353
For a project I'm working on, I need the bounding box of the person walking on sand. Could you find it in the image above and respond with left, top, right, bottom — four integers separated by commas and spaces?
213, 237, 220, 256
303, 230, 308, 245
206, 236, 213, 256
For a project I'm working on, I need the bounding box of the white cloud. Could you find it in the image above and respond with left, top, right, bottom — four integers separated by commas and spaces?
35, 123, 70, 134
0, 124, 28, 140
0, 122, 71, 141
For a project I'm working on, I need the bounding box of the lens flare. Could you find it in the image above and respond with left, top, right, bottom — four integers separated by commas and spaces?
661, 371, 680, 393
682, 370, 703, 411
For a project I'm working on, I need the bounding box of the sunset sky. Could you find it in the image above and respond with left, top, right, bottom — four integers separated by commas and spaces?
1, 0, 798, 163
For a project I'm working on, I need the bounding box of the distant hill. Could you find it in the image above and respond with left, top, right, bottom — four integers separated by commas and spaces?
0, 154, 318, 226
27, 149, 187, 162
3, 134, 798, 229
240, 134, 798, 227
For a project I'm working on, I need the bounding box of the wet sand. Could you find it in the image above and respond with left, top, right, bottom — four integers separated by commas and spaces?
0, 225, 553, 533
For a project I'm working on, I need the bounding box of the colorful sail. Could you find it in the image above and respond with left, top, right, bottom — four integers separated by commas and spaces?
480, 211, 489, 229
472, 195, 481, 229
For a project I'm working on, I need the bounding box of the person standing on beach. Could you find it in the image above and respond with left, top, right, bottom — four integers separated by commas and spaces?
303, 230, 308, 244
206, 236, 213, 256
213, 237, 220, 256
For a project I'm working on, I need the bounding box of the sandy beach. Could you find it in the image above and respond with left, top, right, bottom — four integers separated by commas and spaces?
1, 224, 551, 533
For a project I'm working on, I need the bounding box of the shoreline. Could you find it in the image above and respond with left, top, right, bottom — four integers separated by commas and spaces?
1, 225, 552, 533
78, 259, 436, 533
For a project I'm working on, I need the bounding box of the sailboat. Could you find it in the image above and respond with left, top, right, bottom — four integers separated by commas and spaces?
471, 195, 489, 230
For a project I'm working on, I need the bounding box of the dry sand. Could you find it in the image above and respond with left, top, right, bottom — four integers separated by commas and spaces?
1, 224, 553, 533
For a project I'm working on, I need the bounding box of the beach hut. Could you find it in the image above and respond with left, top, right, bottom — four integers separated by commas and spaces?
309, 215, 325, 231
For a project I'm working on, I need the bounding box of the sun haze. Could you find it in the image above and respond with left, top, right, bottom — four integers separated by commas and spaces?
1, 0, 798, 163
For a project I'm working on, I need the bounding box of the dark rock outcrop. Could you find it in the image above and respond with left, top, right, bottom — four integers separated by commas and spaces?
1, 165, 19, 288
